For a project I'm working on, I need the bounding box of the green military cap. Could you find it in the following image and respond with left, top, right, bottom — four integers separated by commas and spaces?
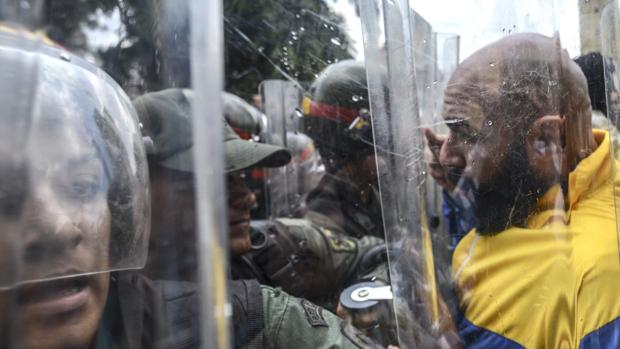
133, 88, 291, 173
223, 121, 291, 172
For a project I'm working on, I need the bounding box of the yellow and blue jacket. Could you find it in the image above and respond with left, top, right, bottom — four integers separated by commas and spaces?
452, 130, 620, 348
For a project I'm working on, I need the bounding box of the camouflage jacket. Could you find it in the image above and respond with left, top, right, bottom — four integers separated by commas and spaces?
303, 174, 384, 239
231, 218, 388, 311
232, 279, 382, 349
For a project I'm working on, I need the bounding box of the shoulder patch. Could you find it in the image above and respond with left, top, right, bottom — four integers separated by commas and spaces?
328, 236, 357, 252
301, 299, 328, 327
321, 227, 357, 252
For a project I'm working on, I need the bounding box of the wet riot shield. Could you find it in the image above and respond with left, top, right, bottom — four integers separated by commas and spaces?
375, 1, 620, 348
362, 0, 620, 347
601, 1, 620, 132
427, 32, 460, 231
217, 0, 620, 347
260, 79, 303, 218
601, 2, 620, 316
224, 1, 404, 347
0, 1, 230, 348
359, 0, 449, 347
191, 1, 231, 348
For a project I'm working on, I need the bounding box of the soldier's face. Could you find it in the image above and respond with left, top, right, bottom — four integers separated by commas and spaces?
227, 171, 256, 256
0, 120, 111, 349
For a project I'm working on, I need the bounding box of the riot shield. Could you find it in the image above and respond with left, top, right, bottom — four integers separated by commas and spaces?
259, 79, 324, 218
359, 0, 620, 347
359, 0, 448, 346
601, 1, 620, 131
191, 1, 230, 348
427, 32, 460, 231
260, 80, 303, 218
223, 1, 405, 347
601, 2, 620, 321
0, 1, 229, 348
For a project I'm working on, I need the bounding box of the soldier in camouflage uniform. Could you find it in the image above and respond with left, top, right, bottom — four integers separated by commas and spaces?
218, 90, 388, 312
296, 60, 398, 344
301, 60, 385, 241
134, 88, 386, 348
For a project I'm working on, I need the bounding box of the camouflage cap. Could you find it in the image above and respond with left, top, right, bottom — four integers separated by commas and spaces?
133, 88, 291, 173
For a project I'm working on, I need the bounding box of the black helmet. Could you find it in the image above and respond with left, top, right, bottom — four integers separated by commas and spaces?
302, 60, 375, 173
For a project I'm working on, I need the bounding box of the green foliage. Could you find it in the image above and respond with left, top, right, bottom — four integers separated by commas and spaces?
44, 0, 163, 95
224, 0, 354, 100
41, 0, 354, 100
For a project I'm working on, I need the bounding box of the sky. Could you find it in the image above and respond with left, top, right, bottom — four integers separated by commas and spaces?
328, 0, 581, 61
83, 0, 583, 72
82, 7, 123, 51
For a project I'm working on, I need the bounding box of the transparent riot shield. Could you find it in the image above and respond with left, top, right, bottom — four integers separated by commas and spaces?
259, 79, 323, 218
359, 0, 448, 346
224, 1, 407, 347
0, 1, 229, 348
191, 1, 230, 348
601, 1, 620, 131
427, 32, 460, 233
601, 2, 620, 319
260, 79, 302, 218
360, 0, 620, 347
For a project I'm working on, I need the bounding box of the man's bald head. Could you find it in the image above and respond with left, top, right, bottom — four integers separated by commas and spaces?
440, 33, 597, 235
443, 33, 590, 130
443, 33, 593, 169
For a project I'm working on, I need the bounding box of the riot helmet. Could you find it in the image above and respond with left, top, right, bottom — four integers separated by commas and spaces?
302, 60, 375, 173
285, 131, 323, 194
223, 91, 266, 140
0, 30, 150, 289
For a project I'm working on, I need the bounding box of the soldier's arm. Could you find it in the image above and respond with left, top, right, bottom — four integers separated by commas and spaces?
236, 219, 388, 306
261, 285, 383, 349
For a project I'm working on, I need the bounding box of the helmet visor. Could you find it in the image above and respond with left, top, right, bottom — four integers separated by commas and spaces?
0, 35, 149, 289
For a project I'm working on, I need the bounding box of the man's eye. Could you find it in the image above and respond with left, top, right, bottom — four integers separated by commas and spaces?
464, 131, 479, 143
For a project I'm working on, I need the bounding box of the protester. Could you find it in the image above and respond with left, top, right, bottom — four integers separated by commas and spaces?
444, 33, 620, 347
574, 51, 620, 157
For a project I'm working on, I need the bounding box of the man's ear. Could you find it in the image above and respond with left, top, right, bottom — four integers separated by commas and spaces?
526, 115, 565, 181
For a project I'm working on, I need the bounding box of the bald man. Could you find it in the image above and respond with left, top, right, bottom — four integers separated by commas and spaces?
441, 33, 620, 348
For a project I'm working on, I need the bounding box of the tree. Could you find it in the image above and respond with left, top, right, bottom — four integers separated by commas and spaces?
40, 0, 354, 100
224, 0, 355, 100
44, 0, 165, 96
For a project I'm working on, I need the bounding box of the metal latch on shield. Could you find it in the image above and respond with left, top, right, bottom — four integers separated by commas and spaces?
340, 282, 393, 310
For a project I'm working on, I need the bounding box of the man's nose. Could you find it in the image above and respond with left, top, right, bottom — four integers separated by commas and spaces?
439, 139, 467, 169
21, 186, 83, 263
230, 185, 256, 209
239, 190, 256, 210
